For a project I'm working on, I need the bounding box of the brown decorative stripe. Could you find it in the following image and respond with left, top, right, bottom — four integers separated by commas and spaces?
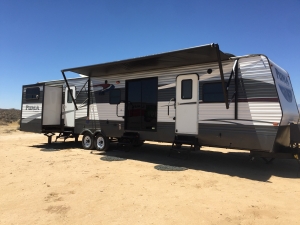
199, 97, 279, 104
237, 98, 279, 103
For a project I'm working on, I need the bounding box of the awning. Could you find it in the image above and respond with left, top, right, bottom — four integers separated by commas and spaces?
62, 43, 234, 77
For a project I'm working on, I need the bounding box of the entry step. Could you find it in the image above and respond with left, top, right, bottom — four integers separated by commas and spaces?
170, 135, 200, 159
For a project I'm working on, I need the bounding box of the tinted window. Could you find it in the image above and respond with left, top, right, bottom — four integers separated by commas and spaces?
181, 79, 192, 99
109, 89, 121, 104
127, 80, 141, 104
67, 89, 73, 103
141, 78, 157, 131
142, 78, 157, 104
26, 87, 40, 100
203, 82, 225, 102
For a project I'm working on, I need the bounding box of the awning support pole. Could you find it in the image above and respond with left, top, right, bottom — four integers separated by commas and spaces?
87, 76, 91, 119
214, 44, 229, 109
61, 71, 78, 110
234, 60, 239, 119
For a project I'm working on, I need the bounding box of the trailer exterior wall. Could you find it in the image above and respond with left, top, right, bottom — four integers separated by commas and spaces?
237, 56, 281, 152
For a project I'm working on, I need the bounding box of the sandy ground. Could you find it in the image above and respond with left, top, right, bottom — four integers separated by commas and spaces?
1, 123, 300, 225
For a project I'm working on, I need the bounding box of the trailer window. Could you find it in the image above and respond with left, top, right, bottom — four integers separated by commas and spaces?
67, 89, 73, 103
26, 87, 40, 100
203, 82, 225, 102
181, 79, 192, 99
109, 89, 121, 104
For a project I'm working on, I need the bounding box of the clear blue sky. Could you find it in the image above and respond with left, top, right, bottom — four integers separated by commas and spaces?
1, 0, 300, 109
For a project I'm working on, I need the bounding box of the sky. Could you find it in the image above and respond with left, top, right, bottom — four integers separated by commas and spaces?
1, 0, 300, 109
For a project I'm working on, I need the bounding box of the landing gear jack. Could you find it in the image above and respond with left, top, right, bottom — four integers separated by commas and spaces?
44, 133, 55, 144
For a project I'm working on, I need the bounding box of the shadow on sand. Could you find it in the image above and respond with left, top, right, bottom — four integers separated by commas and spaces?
31, 141, 82, 152
31, 141, 300, 181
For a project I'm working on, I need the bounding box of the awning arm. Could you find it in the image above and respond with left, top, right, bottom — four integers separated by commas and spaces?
76, 78, 88, 99
214, 43, 229, 109
61, 71, 78, 110
226, 60, 238, 91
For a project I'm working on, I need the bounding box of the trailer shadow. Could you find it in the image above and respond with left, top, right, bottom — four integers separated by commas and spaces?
97, 142, 300, 181
31, 141, 300, 181
31, 141, 82, 152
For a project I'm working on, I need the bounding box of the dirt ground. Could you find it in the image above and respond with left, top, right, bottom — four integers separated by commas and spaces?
1, 123, 300, 225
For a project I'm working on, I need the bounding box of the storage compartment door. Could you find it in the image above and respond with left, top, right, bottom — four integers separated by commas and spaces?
42, 86, 62, 125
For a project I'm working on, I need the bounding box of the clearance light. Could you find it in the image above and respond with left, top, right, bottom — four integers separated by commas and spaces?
273, 122, 279, 126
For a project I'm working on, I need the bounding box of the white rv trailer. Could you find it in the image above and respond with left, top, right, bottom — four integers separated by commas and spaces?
20, 44, 300, 158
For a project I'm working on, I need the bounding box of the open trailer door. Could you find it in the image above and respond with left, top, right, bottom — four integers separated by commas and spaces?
42, 86, 63, 132
64, 86, 76, 127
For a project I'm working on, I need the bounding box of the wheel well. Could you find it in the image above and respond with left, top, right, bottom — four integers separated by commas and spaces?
94, 130, 106, 137
80, 129, 106, 138
80, 130, 94, 137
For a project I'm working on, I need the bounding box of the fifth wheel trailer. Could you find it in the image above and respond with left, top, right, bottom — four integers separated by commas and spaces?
20, 43, 300, 159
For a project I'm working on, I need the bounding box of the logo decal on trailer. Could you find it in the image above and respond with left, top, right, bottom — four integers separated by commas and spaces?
275, 68, 293, 103
275, 68, 290, 86
26, 105, 40, 110
278, 84, 292, 102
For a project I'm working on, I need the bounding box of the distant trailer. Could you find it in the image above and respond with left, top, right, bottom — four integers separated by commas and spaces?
20, 43, 300, 160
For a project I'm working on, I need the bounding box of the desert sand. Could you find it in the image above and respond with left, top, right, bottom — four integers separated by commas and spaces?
1, 122, 300, 225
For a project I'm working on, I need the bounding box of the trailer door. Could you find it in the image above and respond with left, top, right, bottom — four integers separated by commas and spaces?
175, 74, 199, 135
64, 86, 76, 127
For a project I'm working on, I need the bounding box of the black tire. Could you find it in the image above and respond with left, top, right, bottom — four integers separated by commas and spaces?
94, 133, 110, 151
133, 140, 145, 147
82, 133, 95, 150
175, 143, 182, 149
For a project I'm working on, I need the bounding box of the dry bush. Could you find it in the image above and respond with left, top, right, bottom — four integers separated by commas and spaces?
0, 108, 21, 125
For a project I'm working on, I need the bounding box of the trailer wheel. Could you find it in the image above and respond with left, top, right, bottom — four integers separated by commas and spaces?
82, 133, 94, 150
94, 133, 110, 151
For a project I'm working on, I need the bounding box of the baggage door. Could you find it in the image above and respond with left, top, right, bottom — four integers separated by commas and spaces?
64, 86, 76, 127
175, 74, 199, 135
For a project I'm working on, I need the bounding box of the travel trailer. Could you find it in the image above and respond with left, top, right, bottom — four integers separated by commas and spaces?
20, 43, 300, 159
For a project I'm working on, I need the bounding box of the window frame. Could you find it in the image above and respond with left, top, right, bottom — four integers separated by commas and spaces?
202, 82, 226, 103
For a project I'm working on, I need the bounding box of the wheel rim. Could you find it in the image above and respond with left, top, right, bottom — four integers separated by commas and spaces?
96, 136, 105, 150
83, 136, 92, 148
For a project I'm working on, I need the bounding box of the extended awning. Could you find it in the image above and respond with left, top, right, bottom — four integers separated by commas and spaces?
62, 43, 234, 76
61, 43, 233, 109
